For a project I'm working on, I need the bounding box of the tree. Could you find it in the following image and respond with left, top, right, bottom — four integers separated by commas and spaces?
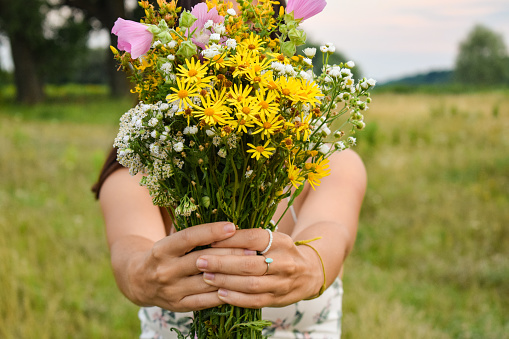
0, 0, 46, 103
455, 24, 509, 85
0, 0, 91, 103
60, 0, 131, 97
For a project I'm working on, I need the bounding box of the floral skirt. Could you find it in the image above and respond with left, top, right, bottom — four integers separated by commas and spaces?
139, 278, 343, 339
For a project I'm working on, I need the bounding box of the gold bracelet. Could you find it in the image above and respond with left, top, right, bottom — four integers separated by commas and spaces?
294, 237, 326, 300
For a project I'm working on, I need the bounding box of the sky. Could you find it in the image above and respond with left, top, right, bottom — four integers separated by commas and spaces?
1, 0, 508, 83
300, 0, 509, 81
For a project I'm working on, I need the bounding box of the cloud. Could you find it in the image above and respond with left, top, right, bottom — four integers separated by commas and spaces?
300, 0, 509, 81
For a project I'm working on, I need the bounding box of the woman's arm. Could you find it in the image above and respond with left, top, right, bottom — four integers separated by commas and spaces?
99, 168, 252, 311
196, 149, 367, 307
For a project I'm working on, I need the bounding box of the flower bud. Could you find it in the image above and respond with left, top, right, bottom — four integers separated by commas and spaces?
176, 40, 197, 58
281, 41, 296, 57
288, 28, 306, 46
179, 10, 198, 28
201, 196, 210, 208
110, 45, 119, 55
303, 47, 316, 58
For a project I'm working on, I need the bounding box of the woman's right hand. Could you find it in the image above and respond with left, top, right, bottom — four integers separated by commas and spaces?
126, 221, 255, 312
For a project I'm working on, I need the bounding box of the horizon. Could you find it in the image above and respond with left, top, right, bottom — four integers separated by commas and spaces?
1, 0, 508, 83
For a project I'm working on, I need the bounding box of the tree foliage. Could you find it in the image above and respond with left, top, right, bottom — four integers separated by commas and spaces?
455, 24, 509, 85
0, 0, 91, 102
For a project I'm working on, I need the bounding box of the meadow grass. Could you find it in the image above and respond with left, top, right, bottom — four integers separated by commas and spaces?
0, 86, 507, 338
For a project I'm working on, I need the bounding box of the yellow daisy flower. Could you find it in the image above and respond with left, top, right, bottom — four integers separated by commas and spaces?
252, 112, 284, 139
228, 83, 253, 106
235, 98, 259, 117
287, 159, 304, 189
246, 140, 276, 160
305, 157, 331, 190
192, 89, 231, 126
176, 58, 209, 83
230, 115, 255, 134
296, 80, 323, 107
254, 89, 279, 118
276, 76, 302, 102
240, 32, 265, 53
166, 77, 199, 109
293, 112, 312, 141
227, 47, 258, 78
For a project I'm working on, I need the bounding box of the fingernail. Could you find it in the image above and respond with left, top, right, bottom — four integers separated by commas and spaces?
244, 249, 257, 256
203, 272, 215, 281
218, 289, 228, 297
196, 258, 208, 269
224, 223, 235, 233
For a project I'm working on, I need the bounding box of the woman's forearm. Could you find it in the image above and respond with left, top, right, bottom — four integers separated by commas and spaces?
109, 235, 155, 306
293, 220, 352, 290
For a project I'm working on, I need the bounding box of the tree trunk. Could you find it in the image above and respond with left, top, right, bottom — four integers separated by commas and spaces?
10, 34, 44, 104
107, 36, 132, 98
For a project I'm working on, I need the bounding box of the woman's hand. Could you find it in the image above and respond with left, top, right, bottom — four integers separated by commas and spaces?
120, 221, 257, 312
195, 228, 324, 308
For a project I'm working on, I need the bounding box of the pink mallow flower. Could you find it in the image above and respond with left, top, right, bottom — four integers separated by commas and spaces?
286, 0, 327, 21
189, 3, 224, 48
112, 18, 153, 59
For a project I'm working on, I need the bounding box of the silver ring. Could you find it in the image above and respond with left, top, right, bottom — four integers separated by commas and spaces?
260, 229, 273, 254
262, 255, 273, 275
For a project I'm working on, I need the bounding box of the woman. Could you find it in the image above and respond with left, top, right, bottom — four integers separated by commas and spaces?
93, 1, 366, 338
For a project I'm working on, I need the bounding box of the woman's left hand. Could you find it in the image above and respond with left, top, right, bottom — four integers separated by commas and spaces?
195, 228, 324, 308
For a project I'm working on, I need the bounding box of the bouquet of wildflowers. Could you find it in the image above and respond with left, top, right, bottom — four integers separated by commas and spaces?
111, 0, 375, 337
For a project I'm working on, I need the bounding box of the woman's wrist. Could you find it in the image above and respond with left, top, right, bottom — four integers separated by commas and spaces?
110, 236, 155, 306
296, 244, 326, 300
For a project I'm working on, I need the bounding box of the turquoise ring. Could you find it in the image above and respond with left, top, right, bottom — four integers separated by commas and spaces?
262, 255, 273, 275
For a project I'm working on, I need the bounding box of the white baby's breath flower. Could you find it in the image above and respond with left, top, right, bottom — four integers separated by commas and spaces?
150, 130, 157, 138
202, 47, 221, 58
320, 45, 328, 53
148, 118, 158, 127
327, 45, 336, 53
245, 169, 253, 178
284, 64, 296, 76
367, 78, 377, 87
167, 40, 177, 49
346, 61, 355, 68
152, 40, 162, 48
212, 135, 221, 146
318, 143, 331, 154
303, 57, 312, 66
300, 70, 312, 81
271, 61, 284, 72
225, 38, 237, 49
227, 8, 236, 16
217, 148, 227, 158
330, 69, 341, 78
189, 125, 198, 134
303, 47, 316, 58
213, 23, 226, 35
206, 129, 215, 137
347, 136, 357, 145
167, 54, 175, 61
334, 141, 346, 151
173, 142, 184, 152
209, 33, 220, 43
160, 62, 173, 75
204, 20, 214, 29
183, 126, 191, 135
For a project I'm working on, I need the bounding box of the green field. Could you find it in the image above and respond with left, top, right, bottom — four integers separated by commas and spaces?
0, 86, 507, 338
